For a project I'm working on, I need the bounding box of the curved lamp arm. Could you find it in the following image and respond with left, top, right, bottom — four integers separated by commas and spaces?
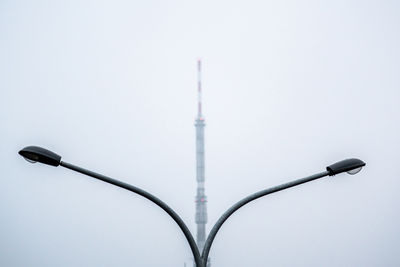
19, 146, 203, 266
201, 171, 330, 263
59, 161, 202, 266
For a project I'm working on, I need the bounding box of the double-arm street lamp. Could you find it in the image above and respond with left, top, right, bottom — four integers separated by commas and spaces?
19, 145, 366, 267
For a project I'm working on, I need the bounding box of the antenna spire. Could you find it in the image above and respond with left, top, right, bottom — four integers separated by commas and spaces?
197, 59, 202, 118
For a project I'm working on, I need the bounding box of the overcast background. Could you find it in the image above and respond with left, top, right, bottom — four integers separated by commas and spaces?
1, 0, 399, 266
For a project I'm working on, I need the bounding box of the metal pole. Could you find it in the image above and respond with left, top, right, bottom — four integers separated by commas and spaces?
200, 170, 331, 265
60, 161, 202, 267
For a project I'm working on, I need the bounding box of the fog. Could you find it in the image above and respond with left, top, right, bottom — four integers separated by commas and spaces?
1, 0, 399, 266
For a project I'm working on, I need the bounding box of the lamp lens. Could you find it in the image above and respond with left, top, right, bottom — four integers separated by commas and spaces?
347, 167, 362, 175
22, 153, 39, 164
24, 157, 37, 163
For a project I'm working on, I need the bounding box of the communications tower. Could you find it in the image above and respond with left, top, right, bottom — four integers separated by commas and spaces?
194, 59, 209, 265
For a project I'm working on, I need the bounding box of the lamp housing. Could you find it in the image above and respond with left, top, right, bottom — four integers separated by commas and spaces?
326, 158, 365, 176
19, 146, 61, 167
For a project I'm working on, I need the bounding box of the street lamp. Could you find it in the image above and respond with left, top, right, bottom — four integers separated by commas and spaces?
19, 145, 365, 267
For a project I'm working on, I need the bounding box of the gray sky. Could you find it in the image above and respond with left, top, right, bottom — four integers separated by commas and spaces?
1, 0, 399, 266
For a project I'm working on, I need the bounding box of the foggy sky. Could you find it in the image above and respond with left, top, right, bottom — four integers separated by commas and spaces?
1, 0, 400, 266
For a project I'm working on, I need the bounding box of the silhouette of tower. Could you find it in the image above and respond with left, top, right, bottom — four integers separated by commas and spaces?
194, 59, 208, 257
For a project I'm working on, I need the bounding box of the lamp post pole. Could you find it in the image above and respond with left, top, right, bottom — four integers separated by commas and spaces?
19, 146, 365, 267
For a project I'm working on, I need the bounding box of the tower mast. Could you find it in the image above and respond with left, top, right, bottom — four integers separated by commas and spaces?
195, 59, 208, 256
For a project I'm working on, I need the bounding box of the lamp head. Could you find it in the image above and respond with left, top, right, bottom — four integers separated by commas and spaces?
326, 158, 366, 176
19, 146, 61, 167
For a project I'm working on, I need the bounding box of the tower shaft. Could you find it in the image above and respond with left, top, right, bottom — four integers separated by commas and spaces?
195, 59, 208, 253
